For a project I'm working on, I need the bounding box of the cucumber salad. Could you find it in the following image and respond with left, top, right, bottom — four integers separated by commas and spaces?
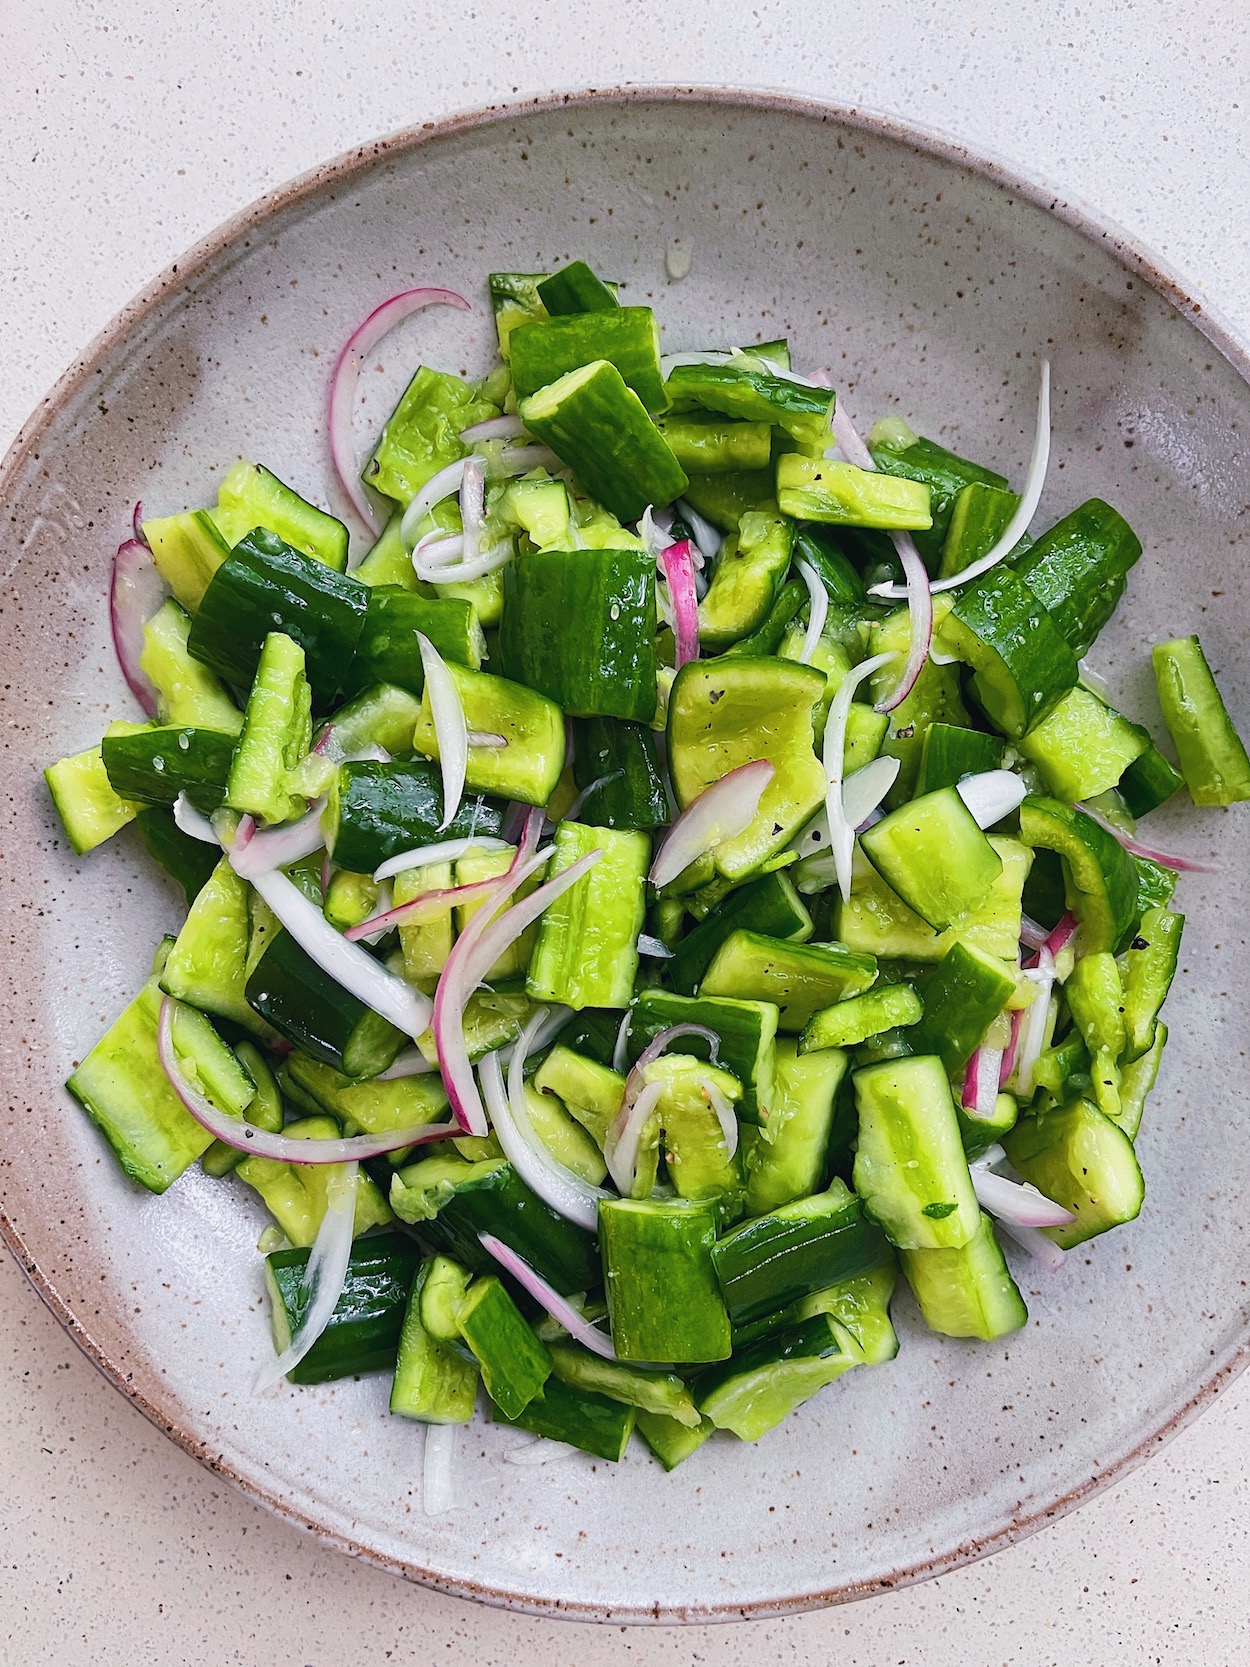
45, 258, 1250, 1492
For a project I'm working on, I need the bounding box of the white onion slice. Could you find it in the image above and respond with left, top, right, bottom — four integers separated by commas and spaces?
972, 1166, 1075, 1229
505, 1438, 580, 1466
479, 1232, 616, 1359
173, 794, 219, 843
1019, 914, 1050, 952
460, 414, 528, 442
377, 1048, 437, 1079
995, 1218, 1068, 1273
328, 287, 470, 537
243, 864, 431, 1039
1013, 949, 1056, 1096
110, 537, 167, 717
499, 443, 562, 475
603, 1079, 665, 1197
255, 1160, 358, 1391
612, 1011, 633, 1075
480, 1049, 607, 1232
957, 769, 1028, 829
400, 459, 467, 550
458, 453, 486, 566
823, 652, 898, 903
416, 632, 468, 832
423, 1423, 458, 1515
673, 498, 722, 564
414, 539, 515, 587
869, 361, 1052, 598
700, 1074, 739, 1160
648, 759, 774, 889
373, 835, 510, 883
637, 934, 674, 959
841, 754, 901, 831
230, 799, 327, 878
794, 558, 829, 666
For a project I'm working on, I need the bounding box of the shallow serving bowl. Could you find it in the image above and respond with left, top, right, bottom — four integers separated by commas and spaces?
2, 87, 1248, 1623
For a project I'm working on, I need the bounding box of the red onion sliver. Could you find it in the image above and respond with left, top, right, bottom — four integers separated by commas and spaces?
479, 1048, 606, 1231
660, 538, 700, 668
345, 873, 503, 940
1043, 912, 1078, 959
1013, 949, 1056, 1096
132, 501, 147, 545
479, 1232, 616, 1358
1077, 802, 1218, 873
230, 799, 327, 878
673, 498, 722, 563
1019, 914, 1050, 952
328, 287, 470, 536
700, 1074, 739, 1159
460, 415, 528, 443
373, 835, 510, 884
877, 533, 933, 713
823, 651, 898, 903
604, 1079, 665, 1197
458, 453, 486, 566
972, 1166, 1075, 1229
110, 537, 167, 717
648, 759, 774, 889
156, 997, 454, 1160
400, 459, 468, 550
416, 631, 468, 832
1000, 1008, 1024, 1089
634, 1022, 722, 1076
794, 557, 829, 666
255, 1159, 358, 1391
414, 539, 514, 587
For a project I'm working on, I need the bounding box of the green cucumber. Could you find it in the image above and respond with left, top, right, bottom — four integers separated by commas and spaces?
419, 1255, 474, 1342
264, 1232, 422, 1384
698, 931, 878, 1030
235, 1116, 392, 1247
519, 360, 688, 524
899, 1212, 1027, 1340
836, 837, 1030, 965
187, 528, 369, 708
910, 942, 1017, 1075
636, 1410, 715, 1470
742, 1040, 845, 1214
200, 1039, 284, 1177
654, 413, 773, 474
498, 547, 657, 721
456, 1275, 552, 1418
666, 360, 833, 450
712, 1181, 886, 1325
159, 857, 270, 1034
643, 1055, 744, 1207
101, 724, 235, 814
1151, 634, 1250, 805
938, 563, 1079, 739
322, 683, 424, 761
139, 599, 244, 734
916, 723, 1004, 796
667, 657, 827, 880
696, 1313, 860, 1441
570, 717, 669, 831
698, 508, 793, 646
510, 307, 666, 412
390, 1260, 479, 1423
776, 456, 932, 529
800, 985, 923, 1053
870, 429, 1008, 563
210, 460, 349, 571
1116, 1021, 1167, 1141
490, 1377, 635, 1461
598, 1196, 731, 1364
412, 662, 566, 808
45, 735, 141, 854
535, 260, 620, 317
852, 1055, 981, 1249
282, 1051, 449, 1138
1012, 498, 1142, 658
327, 759, 503, 873
1003, 1098, 1144, 1247
364, 364, 500, 507
680, 469, 776, 532
859, 786, 1004, 931
1016, 686, 1149, 803
1017, 796, 1138, 954
957, 1090, 1019, 1161
134, 806, 222, 901
527, 822, 649, 1010
224, 632, 313, 825
488, 272, 548, 360
938, 481, 1023, 580
1119, 744, 1184, 818
244, 928, 405, 1078
533, 1047, 625, 1148
548, 1341, 700, 1426
1121, 908, 1183, 1061
142, 508, 232, 612
627, 988, 777, 1124
669, 870, 812, 996
342, 587, 484, 700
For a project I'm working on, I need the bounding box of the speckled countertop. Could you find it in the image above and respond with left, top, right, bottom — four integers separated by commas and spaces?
4, 4, 1250, 1662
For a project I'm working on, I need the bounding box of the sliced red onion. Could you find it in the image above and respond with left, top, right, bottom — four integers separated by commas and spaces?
413, 537, 514, 587
830, 401, 874, 471
458, 453, 486, 566
1000, 1008, 1024, 1089
823, 652, 898, 903
345, 873, 504, 941
564, 770, 624, 823
877, 534, 933, 713
637, 934, 674, 959
611, 1011, 633, 1075
423, 1423, 458, 1515
256, 1158, 358, 1391
377, 1048, 437, 1079
957, 769, 1028, 829
1077, 657, 1115, 703
460, 414, 528, 443
1013, 949, 1056, 1096
1019, 914, 1050, 952
1043, 912, 1078, 959
1077, 803, 1218, 873
995, 1218, 1068, 1273
400, 458, 468, 549
110, 537, 167, 716
173, 794, 218, 843
868, 362, 1052, 599
328, 288, 471, 536
795, 558, 829, 666
634, 1023, 722, 1075
479, 1047, 607, 1231
479, 1232, 616, 1358
972, 1166, 1075, 1229
132, 501, 147, 544
842, 754, 901, 831
674, 498, 722, 564
413, 530, 464, 565
604, 1079, 665, 1197
962, 1046, 1003, 1117
700, 1074, 739, 1159
466, 730, 507, 749
416, 632, 467, 832
156, 997, 454, 1159
660, 538, 700, 668
243, 863, 431, 1039
499, 443, 562, 475
373, 835, 510, 884
970, 1142, 1006, 1171
648, 759, 774, 889
230, 799, 327, 878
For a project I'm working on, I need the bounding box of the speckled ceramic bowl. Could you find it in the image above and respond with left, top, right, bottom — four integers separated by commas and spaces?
2, 88, 1248, 1624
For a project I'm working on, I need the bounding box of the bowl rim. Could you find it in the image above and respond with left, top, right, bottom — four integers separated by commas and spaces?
3, 81, 1249, 1624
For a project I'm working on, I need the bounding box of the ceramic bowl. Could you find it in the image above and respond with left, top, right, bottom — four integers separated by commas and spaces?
2, 88, 1248, 1623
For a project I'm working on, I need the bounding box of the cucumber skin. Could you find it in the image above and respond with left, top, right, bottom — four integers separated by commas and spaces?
1012, 498, 1142, 659
1151, 634, 1250, 806
342, 587, 483, 701
511, 307, 666, 411
669, 872, 813, 996
491, 1378, 635, 1461
711, 1190, 888, 1325
499, 548, 657, 722
100, 726, 236, 815
244, 927, 404, 1079
329, 760, 504, 874
599, 1198, 732, 1365
571, 717, 669, 831
944, 564, 1079, 740
899, 1212, 1027, 1341
266, 1232, 422, 1385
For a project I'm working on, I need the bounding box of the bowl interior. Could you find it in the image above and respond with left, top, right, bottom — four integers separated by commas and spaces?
2, 91, 1249, 1621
